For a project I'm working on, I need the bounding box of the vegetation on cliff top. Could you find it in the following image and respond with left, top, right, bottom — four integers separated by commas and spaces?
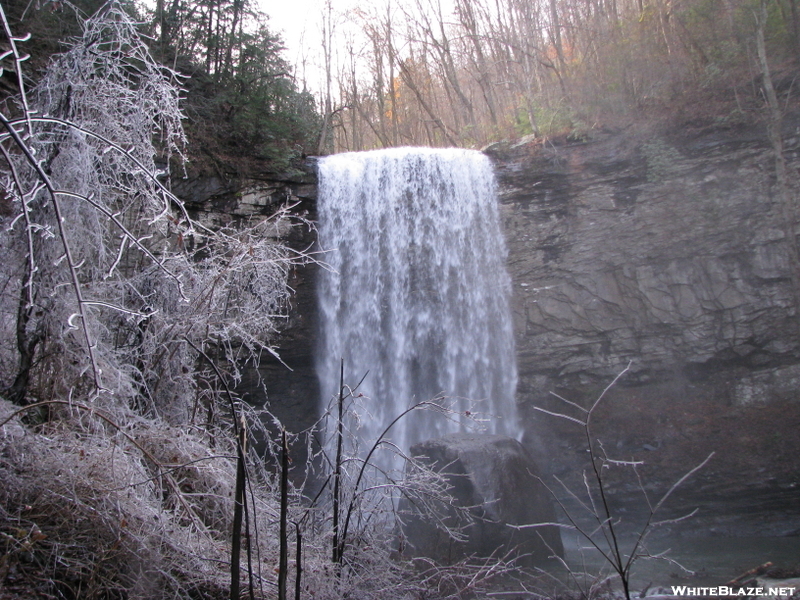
319, 0, 800, 152
0, 0, 320, 175
4, 0, 799, 160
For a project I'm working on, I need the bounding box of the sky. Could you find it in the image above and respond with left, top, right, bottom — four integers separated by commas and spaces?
257, 0, 416, 94
258, 0, 342, 93
259, 0, 323, 79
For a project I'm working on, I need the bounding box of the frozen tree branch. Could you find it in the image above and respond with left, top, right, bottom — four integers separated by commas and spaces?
0, 2, 311, 416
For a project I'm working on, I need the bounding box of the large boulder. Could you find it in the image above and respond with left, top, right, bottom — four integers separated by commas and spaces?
399, 433, 563, 565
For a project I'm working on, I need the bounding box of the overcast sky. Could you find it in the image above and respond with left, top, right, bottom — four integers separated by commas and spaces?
258, 0, 404, 95
259, 0, 456, 97
259, 0, 329, 91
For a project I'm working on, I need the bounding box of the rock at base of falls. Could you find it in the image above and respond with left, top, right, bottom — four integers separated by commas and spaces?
398, 433, 563, 565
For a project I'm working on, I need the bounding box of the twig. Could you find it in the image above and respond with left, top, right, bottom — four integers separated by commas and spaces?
278, 429, 289, 600
529, 361, 709, 600
0, 399, 209, 532
0, 112, 105, 393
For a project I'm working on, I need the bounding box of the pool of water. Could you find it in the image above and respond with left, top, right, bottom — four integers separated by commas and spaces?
559, 533, 800, 591
544, 483, 800, 592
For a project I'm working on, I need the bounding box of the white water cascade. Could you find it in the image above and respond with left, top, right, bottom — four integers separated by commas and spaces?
316, 147, 518, 469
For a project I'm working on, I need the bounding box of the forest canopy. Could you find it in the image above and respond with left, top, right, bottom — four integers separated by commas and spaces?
4, 0, 798, 159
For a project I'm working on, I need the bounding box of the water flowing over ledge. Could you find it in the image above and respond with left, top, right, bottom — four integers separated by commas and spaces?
316, 147, 519, 466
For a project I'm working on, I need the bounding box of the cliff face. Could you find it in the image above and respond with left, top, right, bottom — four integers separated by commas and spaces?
490, 124, 800, 406
187, 126, 800, 406
489, 124, 800, 530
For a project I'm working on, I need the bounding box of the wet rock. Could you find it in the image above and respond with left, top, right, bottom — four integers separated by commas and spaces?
734, 365, 800, 406
399, 433, 563, 565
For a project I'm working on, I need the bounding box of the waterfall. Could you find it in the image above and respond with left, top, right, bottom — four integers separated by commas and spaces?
316, 147, 518, 471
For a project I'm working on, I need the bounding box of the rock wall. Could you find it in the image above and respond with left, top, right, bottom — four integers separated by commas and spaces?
489, 124, 800, 403
184, 128, 800, 413
488, 123, 800, 528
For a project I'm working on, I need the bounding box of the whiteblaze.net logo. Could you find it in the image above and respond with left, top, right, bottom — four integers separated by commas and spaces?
671, 587, 797, 597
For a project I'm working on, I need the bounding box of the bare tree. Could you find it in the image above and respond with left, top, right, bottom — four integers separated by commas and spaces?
516, 363, 713, 600
755, 0, 800, 321
323, 0, 790, 151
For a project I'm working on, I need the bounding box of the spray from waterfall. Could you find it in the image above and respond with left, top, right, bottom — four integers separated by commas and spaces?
316, 147, 518, 471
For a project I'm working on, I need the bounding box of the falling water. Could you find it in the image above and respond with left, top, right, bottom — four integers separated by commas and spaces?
316, 147, 518, 469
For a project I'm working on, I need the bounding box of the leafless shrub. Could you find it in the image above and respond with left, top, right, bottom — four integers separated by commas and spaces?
0, 398, 238, 598
0, 4, 314, 598
516, 363, 713, 600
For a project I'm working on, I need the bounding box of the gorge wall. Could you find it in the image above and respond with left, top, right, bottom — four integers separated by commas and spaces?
175, 121, 800, 532
487, 123, 800, 534
489, 123, 800, 408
